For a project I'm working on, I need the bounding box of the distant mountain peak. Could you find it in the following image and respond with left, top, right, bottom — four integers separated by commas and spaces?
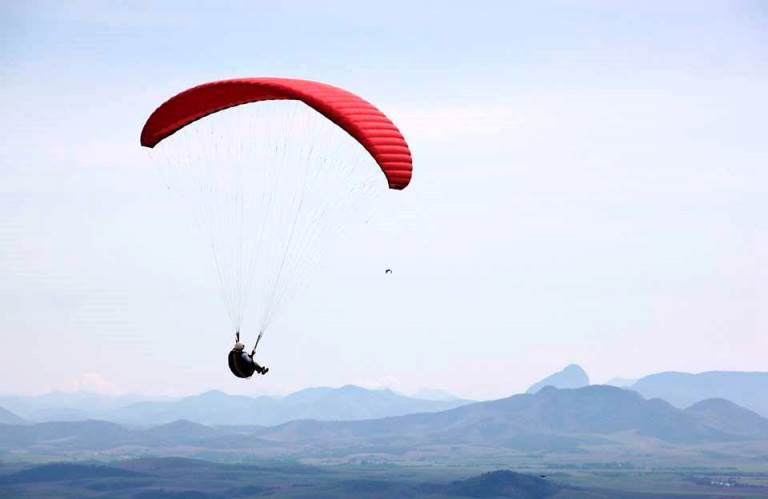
631, 370, 768, 417
526, 364, 589, 394
683, 397, 768, 437
686, 398, 741, 411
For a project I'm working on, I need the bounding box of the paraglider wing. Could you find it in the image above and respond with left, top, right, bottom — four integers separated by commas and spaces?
140, 76, 415, 347
140, 78, 412, 189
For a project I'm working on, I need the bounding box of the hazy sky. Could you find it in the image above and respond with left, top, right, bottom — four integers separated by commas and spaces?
1, 1, 767, 400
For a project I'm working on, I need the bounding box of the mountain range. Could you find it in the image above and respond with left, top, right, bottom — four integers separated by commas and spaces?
256, 385, 768, 448
0, 385, 471, 426
2, 366, 767, 429
1, 385, 766, 463
630, 370, 768, 417
529, 366, 768, 417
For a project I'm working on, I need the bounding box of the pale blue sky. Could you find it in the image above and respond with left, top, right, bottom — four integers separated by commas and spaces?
1, 1, 766, 399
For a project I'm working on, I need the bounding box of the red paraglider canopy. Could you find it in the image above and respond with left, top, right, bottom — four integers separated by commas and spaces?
140, 78, 412, 189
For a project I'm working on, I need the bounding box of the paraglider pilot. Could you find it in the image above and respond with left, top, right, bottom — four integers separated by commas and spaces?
228, 332, 269, 378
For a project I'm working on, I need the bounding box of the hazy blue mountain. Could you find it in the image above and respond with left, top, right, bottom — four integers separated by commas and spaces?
0, 391, 157, 421
631, 371, 768, 417
0, 386, 471, 426
109, 385, 470, 426
684, 398, 768, 437
0, 420, 134, 449
2, 387, 767, 459
140, 419, 221, 444
0, 406, 25, 424
526, 364, 589, 393
259, 385, 763, 446
0, 419, 268, 451
280, 385, 470, 418
110, 390, 274, 426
